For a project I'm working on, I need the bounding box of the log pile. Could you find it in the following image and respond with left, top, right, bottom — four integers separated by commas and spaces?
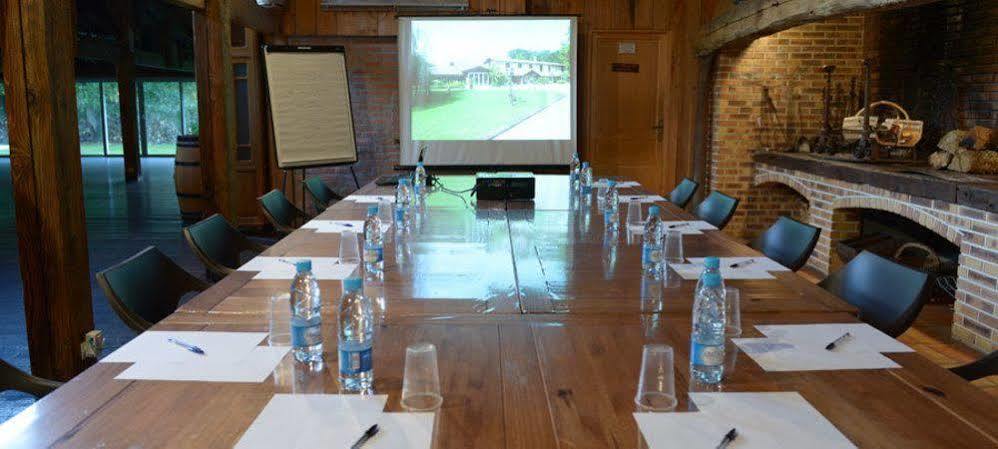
929, 126, 997, 174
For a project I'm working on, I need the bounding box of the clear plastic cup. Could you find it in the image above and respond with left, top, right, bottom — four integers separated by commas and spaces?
268, 293, 291, 346
401, 342, 443, 412
339, 230, 361, 264
725, 287, 742, 337
634, 344, 678, 412
378, 199, 393, 236
662, 229, 684, 288
626, 201, 643, 230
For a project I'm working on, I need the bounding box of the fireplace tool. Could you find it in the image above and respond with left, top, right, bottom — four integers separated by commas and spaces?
813, 65, 844, 153
853, 60, 874, 159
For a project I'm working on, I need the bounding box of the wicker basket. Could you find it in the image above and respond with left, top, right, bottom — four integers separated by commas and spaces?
842, 101, 923, 147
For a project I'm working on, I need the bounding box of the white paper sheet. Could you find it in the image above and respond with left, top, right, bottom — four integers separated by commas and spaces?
614, 181, 641, 188
235, 394, 433, 449
635, 392, 856, 449
301, 220, 365, 233
627, 221, 717, 236
238, 256, 358, 280
686, 257, 790, 272
754, 323, 914, 354
618, 194, 667, 204
101, 331, 267, 364
733, 337, 901, 371
115, 346, 290, 382
347, 195, 396, 204
670, 264, 775, 280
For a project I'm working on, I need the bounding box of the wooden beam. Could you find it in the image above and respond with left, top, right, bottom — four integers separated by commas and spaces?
162, 0, 207, 10
232, 0, 279, 35
695, 0, 931, 55
194, 0, 237, 221
3, 0, 95, 380
114, 0, 142, 180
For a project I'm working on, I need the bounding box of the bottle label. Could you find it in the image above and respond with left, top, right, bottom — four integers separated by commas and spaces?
291, 317, 322, 348
339, 346, 373, 375
364, 244, 384, 263
581, 186, 592, 195
691, 341, 724, 366
394, 207, 405, 222
642, 245, 661, 265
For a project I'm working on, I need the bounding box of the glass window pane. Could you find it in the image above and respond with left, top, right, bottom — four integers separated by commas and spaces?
104, 82, 124, 156
76, 82, 105, 156
182, 81, 199, 136
0, 83, 8, 156
142, 81, 182, 156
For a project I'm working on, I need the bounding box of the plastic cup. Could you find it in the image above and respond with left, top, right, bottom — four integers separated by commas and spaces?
378, 199, 393, 236
634, 344, 678, 412
662, 229, 684, 288
626, 201, 643, 229
339, 230, 361, 264
268, 293, 291, 346
401, 342, 443, 412
725, 287, 742, 337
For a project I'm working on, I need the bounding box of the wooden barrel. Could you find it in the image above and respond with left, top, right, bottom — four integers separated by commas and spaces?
174, 135, 209, 222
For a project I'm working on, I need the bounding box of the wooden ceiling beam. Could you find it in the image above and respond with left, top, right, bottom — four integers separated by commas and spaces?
161, 0, 207, 10
232, 0, 279, 35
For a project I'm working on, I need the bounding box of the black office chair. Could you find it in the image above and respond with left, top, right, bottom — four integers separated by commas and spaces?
304, 177, 343, 214
668, 178, 699, 209
97, 246, 211, 332
750, 216, 821, 271
950, 351, 997, 381
694, 191, 740, 230
183, 214, 269, 280
258, 189, 310, 235
819, 251, 930, 337
1, 358, 61, 398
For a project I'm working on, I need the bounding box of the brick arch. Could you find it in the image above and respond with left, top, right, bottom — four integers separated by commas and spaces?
753, 172, 815, 205
831, 196, 962, 247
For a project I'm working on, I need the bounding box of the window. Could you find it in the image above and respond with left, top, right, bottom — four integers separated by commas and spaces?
0, 84, 8, 156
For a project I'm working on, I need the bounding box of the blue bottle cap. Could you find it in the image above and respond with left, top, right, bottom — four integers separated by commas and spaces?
417, 161, 424, 167
702, 272, 722, 288
399, 178, 410, 185
648, 205, 660, 216
582, 162, 590, 168
367, 205, 378, 216
342, 276, 363, 292
607, 180, 617, 187
295, 260, 312, 273
704, 257, 720, 269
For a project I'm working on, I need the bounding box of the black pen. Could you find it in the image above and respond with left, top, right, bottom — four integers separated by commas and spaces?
167, 338, 205, 355
730, 259, 756, 269
350, 424, 379, 449
716, 428, 737, 449
825, 332, 852, 351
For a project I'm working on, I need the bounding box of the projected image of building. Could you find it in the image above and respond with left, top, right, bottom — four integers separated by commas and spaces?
431, 59, 566, 89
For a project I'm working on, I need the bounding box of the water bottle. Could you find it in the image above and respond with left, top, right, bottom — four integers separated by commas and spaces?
603, 180, 619, 232
691, 257, 726, 384
579, 162, 593, 195
363, 205, 384, 276
596, 178, 609, 212
569, 151, 581, 185
642, 206, 663, 275
290, 260, 322, 363
395, 178, 412, 232
413, 162, 428, 205
338, 276, 374, 392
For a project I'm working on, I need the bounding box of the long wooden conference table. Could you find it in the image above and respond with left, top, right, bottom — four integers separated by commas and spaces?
2, 175, 995, 448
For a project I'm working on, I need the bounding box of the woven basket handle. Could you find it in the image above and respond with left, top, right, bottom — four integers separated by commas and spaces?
851, 100, 910, 120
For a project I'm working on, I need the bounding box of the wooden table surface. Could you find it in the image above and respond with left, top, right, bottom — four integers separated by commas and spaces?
2, 175, 995, 449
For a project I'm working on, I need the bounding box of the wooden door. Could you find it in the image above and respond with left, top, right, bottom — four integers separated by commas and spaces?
588, 31, 670, 193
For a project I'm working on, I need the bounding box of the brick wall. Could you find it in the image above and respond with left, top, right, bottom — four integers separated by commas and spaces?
288, 36, 400, 197
708, 15, 866, 240
754, 162, 998, 353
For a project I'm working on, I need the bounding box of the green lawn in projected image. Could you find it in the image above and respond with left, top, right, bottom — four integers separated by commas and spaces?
411, 87, 566, 140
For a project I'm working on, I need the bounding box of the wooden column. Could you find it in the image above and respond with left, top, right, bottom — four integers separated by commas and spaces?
193, 0, 237, 221
114, 0, 141, 180
3, 0, 95, 380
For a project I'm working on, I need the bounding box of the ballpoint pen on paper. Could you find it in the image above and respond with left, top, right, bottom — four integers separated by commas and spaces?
716, 428, 738, 449
729, 259, 757, 269
167, 338, 205, 355
825, 332, 852, 351
350, 424, 380, 449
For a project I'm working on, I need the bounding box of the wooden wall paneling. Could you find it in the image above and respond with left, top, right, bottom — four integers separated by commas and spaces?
295, 0, 318, 35
3, 0, 96, 379
231, 27, 268, 228
113, 0, 142, 181
194, 0, 238, 221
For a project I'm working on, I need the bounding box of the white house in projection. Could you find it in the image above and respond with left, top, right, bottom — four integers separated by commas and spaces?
431, 58, 566, 88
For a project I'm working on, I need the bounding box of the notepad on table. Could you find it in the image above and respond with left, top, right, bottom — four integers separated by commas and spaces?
346, 194, 396, 204
669, 264, 776, 280
301, 220, 365, 233
733, 323, 912, 371
618, 194, 666, 204
238, 256, 358, 280
686, 256, 790, 272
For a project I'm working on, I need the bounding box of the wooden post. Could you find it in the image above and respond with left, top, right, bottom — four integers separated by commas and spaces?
114, 0, 141, 180
193, 0, 237, 220
3, 0, 95, 380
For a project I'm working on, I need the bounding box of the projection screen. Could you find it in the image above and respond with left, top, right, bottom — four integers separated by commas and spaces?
399, 16, 578, 166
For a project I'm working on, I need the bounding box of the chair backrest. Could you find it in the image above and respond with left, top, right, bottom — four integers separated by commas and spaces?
184, 213, 264, 279
304, 177, 342, 212
750, 216, 821, 271
950, 350, 997, 381
259, 189, 304, 234
96, 246, 209, 332
818, 250, 930, 337
0, 358, 61, 398
668, 178, 699, 209
694, 191, 740, 230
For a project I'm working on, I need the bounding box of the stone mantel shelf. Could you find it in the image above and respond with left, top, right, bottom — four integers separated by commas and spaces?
752, 152, 998, 214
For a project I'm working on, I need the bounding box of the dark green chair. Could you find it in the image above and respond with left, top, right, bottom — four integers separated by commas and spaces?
668, 178, 699, 209
1, 358, 61, 398
819, 251, 930, 337
694, 191, 740, 230
259, 189, 310, 235
304, 177, 343, 213
97, 246, 210, 332
750, 216, 821, 271
950, 351, 997, 381
183, 213, 268, 280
